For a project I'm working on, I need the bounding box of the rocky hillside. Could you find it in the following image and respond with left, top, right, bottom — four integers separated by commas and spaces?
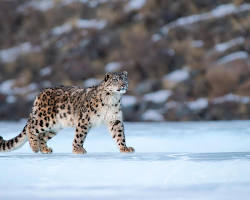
0, 0, 250, 121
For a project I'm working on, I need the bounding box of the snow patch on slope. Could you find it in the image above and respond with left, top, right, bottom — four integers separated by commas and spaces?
191, 40, 204, 48
122, 95, 137, 107
0, 81, 38, 95
18, 0, 54, 12
0, 42, 40, 63
0, 80, 15, 95
142, 109, 164, 121
105, 62, 122, 72
51, 19, 107, 35
187, 98, 208, 111
125, 0, 146, 12
51, 23, 72, 35
83, 78, 101, 88
161, 3, 250, 34
0, 80, 38, 102
217, 51, 248, 64
212, 93, 250, 104
18, 0, 108, 12
214, 37, 245, 52
40, 67, 52, 77
76, 19, 107, 29
163, 68, 190, 83
143, 90, 172, 104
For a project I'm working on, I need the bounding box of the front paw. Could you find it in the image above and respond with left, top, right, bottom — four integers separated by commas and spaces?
40, 146, 53, 154
73, 146, 87, 154
120, 146, 135, 153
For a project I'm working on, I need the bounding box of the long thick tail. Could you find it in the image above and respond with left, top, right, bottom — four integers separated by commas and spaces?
0, 125, 28, 152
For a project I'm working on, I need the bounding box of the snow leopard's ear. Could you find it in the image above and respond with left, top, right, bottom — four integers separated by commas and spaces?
123, 71, 128, 77
104, 73, 111, 82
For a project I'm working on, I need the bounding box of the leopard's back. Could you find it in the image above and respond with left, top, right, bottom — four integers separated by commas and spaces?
32, 86, 84, 130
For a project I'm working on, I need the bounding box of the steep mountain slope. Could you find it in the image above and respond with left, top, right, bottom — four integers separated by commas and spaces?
0, 0, 250, 121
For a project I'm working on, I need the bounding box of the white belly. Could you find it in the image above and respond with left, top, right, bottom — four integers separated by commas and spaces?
91, 114, 105, 127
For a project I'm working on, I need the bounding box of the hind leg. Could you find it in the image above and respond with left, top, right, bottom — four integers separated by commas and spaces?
27, 124, 40, 153
72, 123, 90, 154
26, 116, 52, 153
39, 131, 57, 154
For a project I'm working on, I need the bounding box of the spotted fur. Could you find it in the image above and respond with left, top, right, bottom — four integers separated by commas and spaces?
0, 71, 134, 154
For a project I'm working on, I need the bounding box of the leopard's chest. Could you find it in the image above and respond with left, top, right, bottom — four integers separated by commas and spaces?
90, 104, 120, 127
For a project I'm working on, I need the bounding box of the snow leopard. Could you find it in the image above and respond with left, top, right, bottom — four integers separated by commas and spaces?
0, 71, 135, 154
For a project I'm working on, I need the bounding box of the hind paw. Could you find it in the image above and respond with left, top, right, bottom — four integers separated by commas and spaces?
29, 136, 39, 153
30, 143, 39, 153
31, 146, 39, 153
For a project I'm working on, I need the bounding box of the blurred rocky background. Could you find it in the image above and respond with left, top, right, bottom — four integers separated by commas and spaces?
0, 0, 250, 121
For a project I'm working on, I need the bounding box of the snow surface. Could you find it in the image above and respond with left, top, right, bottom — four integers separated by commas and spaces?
143, 90, 172, 104
163, 68, 190, 83
160, 3, 250, 34
216, 51, 248, 64
1, 121, 250, 200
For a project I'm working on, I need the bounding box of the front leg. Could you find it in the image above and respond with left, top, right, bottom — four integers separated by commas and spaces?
72, 121, 90, 154
108, 120, 134, 153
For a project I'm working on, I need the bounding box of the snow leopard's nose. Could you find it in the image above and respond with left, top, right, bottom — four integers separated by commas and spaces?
121, 83, 128, 90
117, 83, 128, 93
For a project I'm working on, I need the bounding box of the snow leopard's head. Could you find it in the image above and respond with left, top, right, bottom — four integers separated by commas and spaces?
103, 71, 128, 94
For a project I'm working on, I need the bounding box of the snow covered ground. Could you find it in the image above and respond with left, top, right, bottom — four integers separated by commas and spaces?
1, 120, 250, 200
